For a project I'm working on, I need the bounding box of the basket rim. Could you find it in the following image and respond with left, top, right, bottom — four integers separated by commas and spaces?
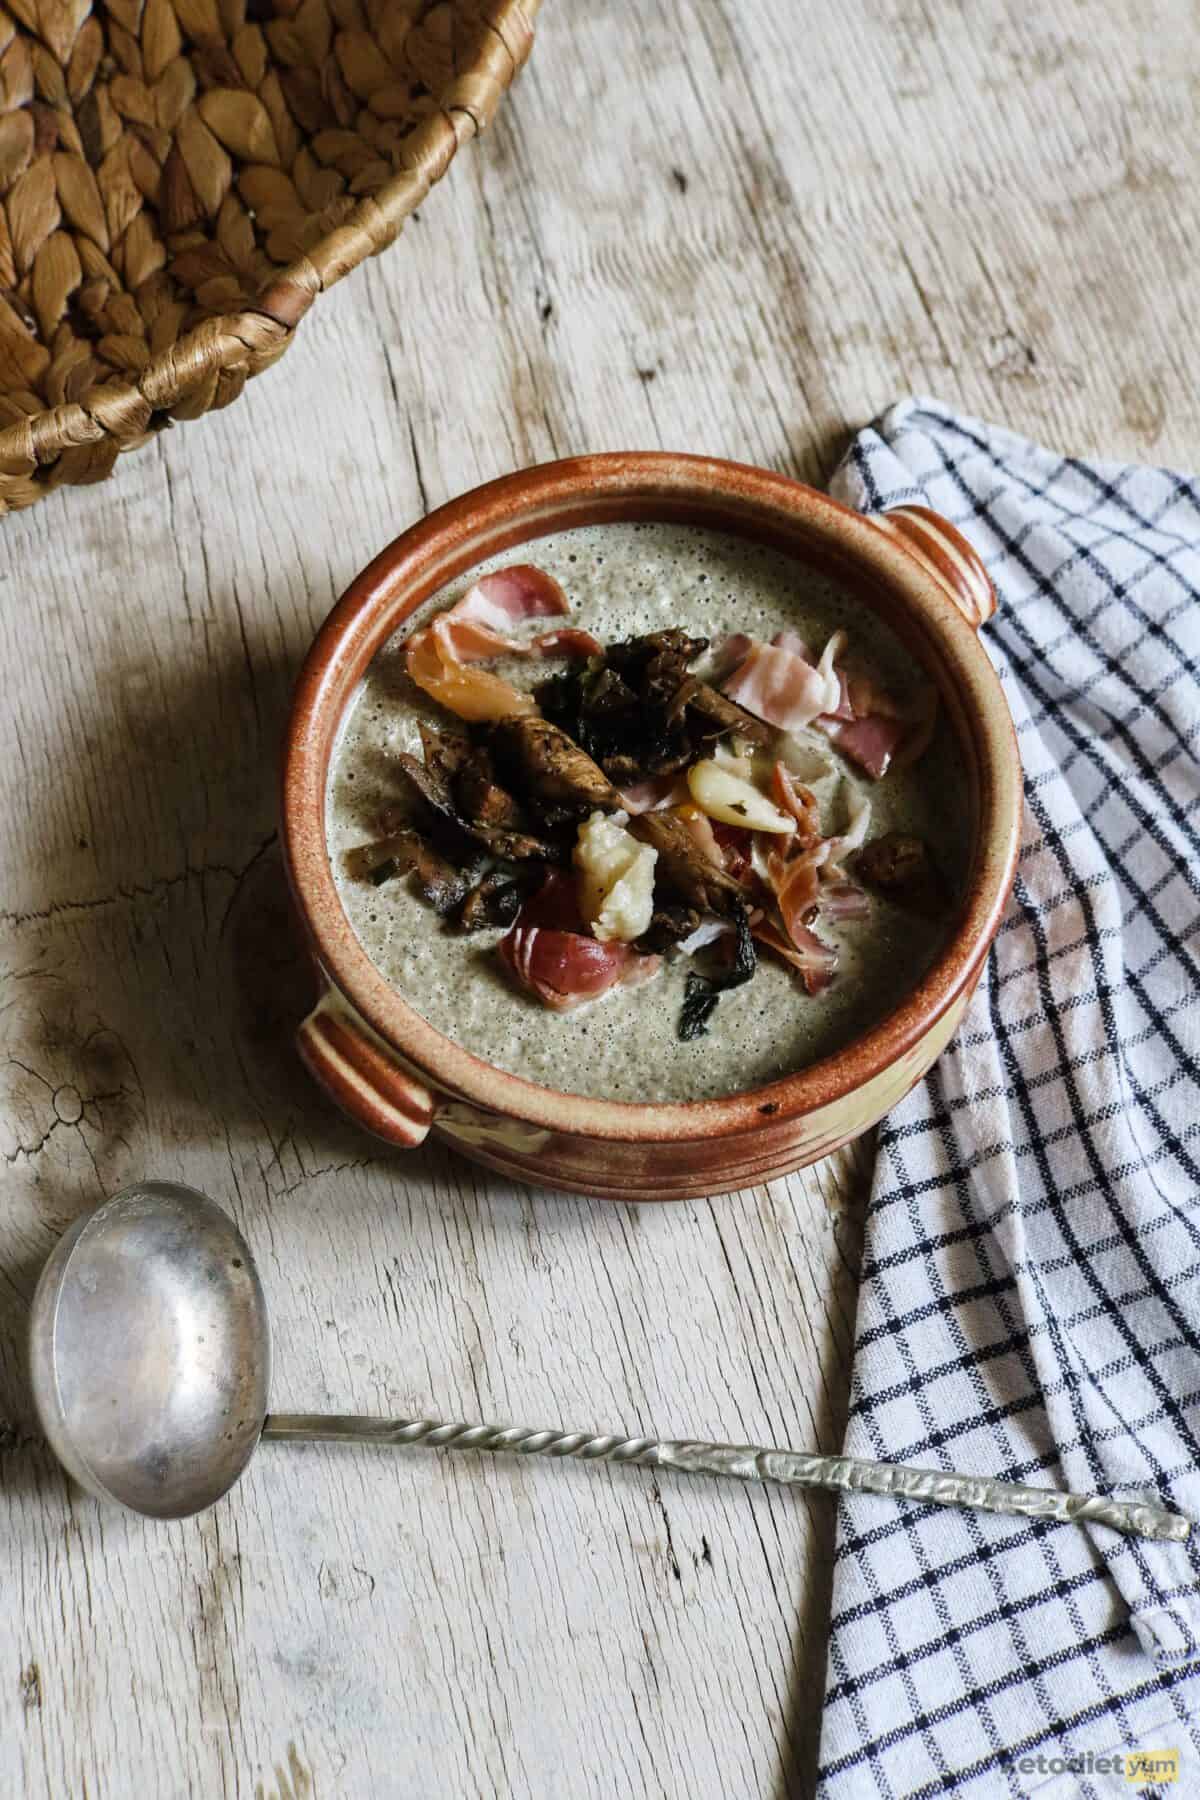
0, 0, 539, 497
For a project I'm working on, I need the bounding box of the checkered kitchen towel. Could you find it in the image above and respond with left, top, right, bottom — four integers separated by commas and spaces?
817, 400, 1200, 1798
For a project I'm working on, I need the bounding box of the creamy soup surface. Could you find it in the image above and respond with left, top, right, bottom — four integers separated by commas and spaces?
326, 522, 970, 1102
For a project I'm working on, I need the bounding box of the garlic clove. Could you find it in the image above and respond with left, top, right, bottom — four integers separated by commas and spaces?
687, 758, 797, 835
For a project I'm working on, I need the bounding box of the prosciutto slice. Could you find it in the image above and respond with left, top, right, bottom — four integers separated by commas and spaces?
753, 916, 838, 995
816, 711, 909, 780
406, 625, 536, 723
677, 805, 725, 868
533, 627, 604, 660
709, 820, 756, 886
497, 872, 661, 1012
427, 566, 602, 664
618, 773, 688, 814
822, 788, 872, 878
722, 627, 938, 781
705, 632, 755, 682
819, 880, 871, 921
405, 565, 597, 719
816, 669, 938, 779
766, 841, 830, 945
454, 564, 569, 630
405, 563, 602, 720
720, 632, 845, 733
499, 927, 660, 1011
763, 774, 872, 941
770, 762, 822, 845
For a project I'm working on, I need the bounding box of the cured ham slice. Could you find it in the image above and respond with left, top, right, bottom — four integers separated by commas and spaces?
709, 820, 756, 886
434, 620, 598, 663
816, 711, 908, 781
770, 762, 822, 846
822, 788, 872, 878
720, 634, 844, 732
705, 632, 755, 682
816, 668, 938, 779
406, 626, 536, 723
766, 841, 830, 946
497, 872, 661, 1011
422, 568, 567, 663
753, 917, 838, 995
618, 773, 687, 814
427, 615, 519, 664
533, 627, 603, 660
819, 880, 871, 921
405, 565, 597, 720
676, 805, 725, 868
763, 778, 870, 941
453, 565, 570, 632
424, 567, 598, 665
499, 926, 660, 1010
722, 627, 938, 781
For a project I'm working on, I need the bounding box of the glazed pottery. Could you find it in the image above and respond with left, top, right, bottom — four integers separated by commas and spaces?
281, 453, 1020, 1200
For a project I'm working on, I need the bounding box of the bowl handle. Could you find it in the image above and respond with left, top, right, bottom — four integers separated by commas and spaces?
297, 989, 437, 1149
875, 505, 996, 629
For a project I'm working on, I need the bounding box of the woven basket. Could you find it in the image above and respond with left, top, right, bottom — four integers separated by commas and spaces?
0, 0, 537, 512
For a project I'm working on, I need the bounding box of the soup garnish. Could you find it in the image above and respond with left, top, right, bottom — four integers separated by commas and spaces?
348, 563, 950, 1041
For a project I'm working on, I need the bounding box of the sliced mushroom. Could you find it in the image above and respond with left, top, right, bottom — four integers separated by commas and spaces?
417, 721, 472, 786
854, 832, 948, 918
454, 869, 532, 933
392, 751, 559, 862
683, 681, 773, 745
348, 827, 474, 916
454, 745, 524, 833
636, 903, 705, 953
489, 715, 621, 816
628, 810, 745, 916
605, 629, 709, 683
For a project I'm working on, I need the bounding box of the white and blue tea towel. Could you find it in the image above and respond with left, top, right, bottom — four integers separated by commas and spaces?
817, 400, 1200, 1798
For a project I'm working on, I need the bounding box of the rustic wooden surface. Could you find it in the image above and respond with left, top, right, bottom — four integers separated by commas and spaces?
2, 2, 1195, 1795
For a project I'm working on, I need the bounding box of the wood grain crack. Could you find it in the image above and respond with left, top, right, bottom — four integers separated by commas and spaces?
1, 835, 277, 931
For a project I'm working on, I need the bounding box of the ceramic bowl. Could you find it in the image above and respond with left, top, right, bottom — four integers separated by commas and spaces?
281, 452, 1020, 1200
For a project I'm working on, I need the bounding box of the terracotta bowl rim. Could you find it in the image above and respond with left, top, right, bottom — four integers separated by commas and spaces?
281, 450, 1021, 1143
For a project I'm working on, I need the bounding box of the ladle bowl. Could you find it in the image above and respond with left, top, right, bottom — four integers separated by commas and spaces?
30, 1183, 269, 1518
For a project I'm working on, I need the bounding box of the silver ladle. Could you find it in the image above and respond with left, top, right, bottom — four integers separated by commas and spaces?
27, 1183, 1190, 1540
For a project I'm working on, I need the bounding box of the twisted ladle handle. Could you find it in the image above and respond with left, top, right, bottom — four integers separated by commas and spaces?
260, 1415, 1189, 1543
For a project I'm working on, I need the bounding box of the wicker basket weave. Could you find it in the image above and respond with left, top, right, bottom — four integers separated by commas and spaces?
0, 0, 537, 512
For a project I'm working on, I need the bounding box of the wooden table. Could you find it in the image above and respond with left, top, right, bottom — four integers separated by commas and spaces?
3, 3, 1195, 1794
